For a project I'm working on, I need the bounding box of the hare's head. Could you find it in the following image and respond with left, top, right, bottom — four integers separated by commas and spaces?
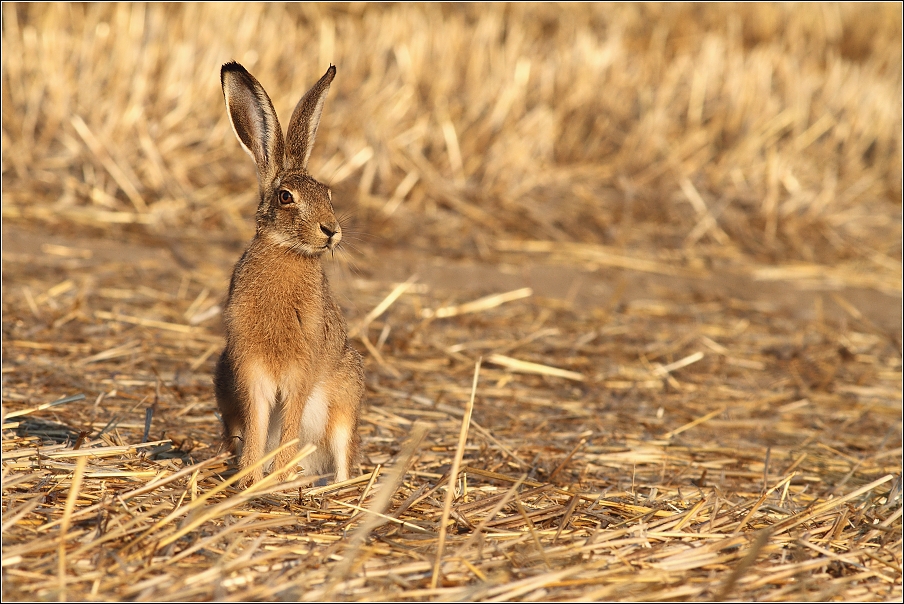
221, 62, 340, 256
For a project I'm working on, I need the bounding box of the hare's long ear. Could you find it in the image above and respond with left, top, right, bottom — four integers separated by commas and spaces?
285, 65, 335, 172
221, 62, 285, 186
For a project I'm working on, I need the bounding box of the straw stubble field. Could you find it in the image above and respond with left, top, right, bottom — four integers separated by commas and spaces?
2, 3, 902, 601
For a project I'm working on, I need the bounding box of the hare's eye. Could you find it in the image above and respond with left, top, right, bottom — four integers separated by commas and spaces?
278, 190, 294, 205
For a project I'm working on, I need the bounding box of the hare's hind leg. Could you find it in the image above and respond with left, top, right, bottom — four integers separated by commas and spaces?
324, 347, 365, 482
214, 352, 243, 455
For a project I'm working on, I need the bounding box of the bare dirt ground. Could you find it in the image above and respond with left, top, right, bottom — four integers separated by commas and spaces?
4, 220, 901, 333
3, 211, 901, 601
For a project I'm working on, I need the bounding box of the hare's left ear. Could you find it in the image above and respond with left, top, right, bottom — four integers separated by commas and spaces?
285, 65, 336, 172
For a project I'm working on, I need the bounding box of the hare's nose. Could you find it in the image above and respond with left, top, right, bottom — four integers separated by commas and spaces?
320, 222, 341, 243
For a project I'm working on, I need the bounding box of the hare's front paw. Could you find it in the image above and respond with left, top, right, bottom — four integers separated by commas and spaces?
238, 468, 263, 489
271, 449, 299, 482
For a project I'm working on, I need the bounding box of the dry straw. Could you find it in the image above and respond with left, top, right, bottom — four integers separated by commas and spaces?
2, 3, 902, 602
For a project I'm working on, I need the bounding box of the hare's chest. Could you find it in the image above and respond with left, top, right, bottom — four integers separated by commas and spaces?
225, 286, 323, 352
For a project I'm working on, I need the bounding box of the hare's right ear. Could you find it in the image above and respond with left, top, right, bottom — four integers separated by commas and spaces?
285, 65, 336, 172
221, 62, 285, 186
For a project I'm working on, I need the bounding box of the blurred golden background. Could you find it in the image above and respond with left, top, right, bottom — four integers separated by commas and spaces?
3, 3, 901, 270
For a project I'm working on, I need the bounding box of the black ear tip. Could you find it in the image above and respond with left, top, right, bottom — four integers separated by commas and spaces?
221, 61, 247, 78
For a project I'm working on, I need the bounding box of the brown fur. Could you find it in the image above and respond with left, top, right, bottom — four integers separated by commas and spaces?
214, 62, 364, 487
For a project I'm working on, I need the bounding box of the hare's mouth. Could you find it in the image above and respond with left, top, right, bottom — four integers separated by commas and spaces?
320, 238, 341, 255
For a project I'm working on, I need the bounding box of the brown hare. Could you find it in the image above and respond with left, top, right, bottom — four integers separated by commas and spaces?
214, 62, 364, 487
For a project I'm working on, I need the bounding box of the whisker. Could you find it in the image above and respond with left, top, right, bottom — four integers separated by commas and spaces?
335, 248, 364, 278
342, 239, 374, 250
341, 230, 377, 241
325, 247, 363, 284
338, 241, 366, 257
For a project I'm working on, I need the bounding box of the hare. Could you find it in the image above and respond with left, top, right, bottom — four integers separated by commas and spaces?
214, 62, 364, 487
